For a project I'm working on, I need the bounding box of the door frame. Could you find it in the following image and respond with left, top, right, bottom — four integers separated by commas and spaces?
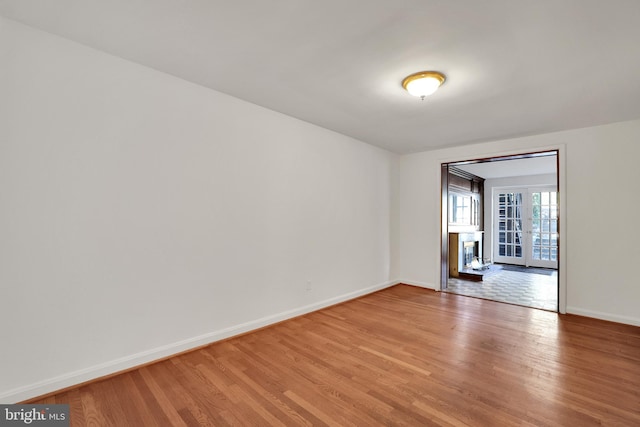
440, 148, 564, 313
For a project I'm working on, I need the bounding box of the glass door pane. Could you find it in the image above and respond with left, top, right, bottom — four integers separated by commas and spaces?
530, 190, 558, 268
494, 191, 525, 265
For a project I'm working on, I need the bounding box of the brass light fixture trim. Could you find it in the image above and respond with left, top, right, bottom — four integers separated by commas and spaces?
402, 71, 446, 99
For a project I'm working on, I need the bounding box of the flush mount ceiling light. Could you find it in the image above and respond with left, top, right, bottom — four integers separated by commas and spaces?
402, 71, 446, 100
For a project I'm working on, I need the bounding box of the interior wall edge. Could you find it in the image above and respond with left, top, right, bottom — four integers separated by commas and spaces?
396, 280, 438, 290
565, 306, 640, 327
0, 279, 397, 404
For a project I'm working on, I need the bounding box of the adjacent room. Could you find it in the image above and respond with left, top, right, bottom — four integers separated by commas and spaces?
2, 1, 639, 425
443, 153, 559, 311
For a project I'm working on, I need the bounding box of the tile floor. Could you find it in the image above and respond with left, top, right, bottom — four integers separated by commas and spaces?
445, 266, 558, 311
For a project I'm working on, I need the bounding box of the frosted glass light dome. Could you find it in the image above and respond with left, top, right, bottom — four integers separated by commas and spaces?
402, 71, 446, 99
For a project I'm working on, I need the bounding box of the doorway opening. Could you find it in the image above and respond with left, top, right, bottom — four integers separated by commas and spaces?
441, 151, 559, 312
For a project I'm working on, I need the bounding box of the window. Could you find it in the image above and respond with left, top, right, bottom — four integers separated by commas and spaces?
449, 193, 478, 226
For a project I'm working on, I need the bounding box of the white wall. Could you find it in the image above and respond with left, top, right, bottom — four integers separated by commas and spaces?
483, 173, 557, 259
0, 18, 397, 402
396, 119, 640, 327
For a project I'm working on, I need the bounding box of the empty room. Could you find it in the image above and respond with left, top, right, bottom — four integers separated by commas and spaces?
1, 1, 639, 426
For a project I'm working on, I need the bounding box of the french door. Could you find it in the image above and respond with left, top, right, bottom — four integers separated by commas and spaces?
493, 186, 558, 269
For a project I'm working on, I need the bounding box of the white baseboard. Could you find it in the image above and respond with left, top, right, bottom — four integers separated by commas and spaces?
566, 306, 640, 327
1, 280, 397, 403
397, 279, 438, 290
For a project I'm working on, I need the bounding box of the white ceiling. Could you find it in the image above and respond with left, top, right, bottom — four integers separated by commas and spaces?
2, 1, 640, 154
454, 155, 557, 179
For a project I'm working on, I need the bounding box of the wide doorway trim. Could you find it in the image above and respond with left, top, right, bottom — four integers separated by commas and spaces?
440, 147, 566, 314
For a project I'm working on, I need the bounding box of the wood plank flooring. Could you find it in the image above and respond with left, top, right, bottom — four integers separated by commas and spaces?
30, 285, 640, 426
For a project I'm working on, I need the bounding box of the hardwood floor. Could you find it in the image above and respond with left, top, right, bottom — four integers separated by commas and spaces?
30, 285, 640, 426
